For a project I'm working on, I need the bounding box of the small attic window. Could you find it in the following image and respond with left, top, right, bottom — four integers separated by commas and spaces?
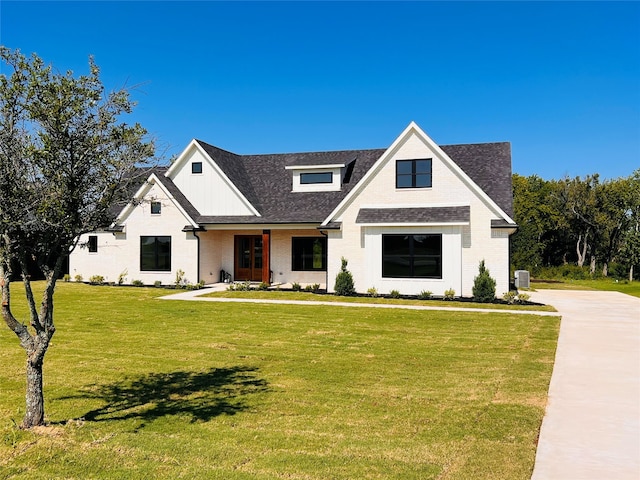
191, 162, 203, 174
300, 172, 333, 184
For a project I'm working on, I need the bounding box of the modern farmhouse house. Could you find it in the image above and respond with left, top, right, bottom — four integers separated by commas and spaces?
69, 122, 517, 296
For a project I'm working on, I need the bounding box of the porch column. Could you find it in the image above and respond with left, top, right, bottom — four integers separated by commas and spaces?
262, 229, 271, 284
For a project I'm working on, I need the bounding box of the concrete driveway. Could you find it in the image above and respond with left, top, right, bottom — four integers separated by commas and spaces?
529, 289, 640, 480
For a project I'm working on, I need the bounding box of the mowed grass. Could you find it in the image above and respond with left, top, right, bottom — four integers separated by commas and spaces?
0, 283, 559, 479
202, 290, 557, 311
532, 278, 640, 298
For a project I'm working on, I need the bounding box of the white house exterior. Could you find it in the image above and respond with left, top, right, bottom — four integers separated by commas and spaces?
69, 122, 517, 296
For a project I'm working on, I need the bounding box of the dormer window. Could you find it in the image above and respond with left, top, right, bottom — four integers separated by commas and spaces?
300, 172, 333, 184
286, 163, 345, 192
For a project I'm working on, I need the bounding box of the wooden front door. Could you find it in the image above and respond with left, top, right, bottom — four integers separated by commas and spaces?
234, 235, 263, 281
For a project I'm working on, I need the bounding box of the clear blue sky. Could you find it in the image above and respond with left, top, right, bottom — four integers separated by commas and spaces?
1, 1, 638, 180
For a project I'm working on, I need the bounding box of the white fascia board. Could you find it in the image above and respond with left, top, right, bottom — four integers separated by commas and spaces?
411, 124, 516, 225
164, 139, 201, 178
200, 223, 321, 231
165, 140, 261, 217
321, 122, 420, 226
357, 222, 469, 227
285, 163, 346, 170
492, 226, 518, 235
114, 173, 199, 229
321, 122, 516, 226
111, 177, 154, 227
359, 202, 471, 210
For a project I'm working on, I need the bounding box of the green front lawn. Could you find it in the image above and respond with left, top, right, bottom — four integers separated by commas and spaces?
0, 283, 559, 479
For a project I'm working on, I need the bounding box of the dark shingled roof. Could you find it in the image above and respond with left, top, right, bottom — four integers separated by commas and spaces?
441, 143, 513, 217
133, 140, 513, 226
356, 206, 470, 224
195, 141, 386, 223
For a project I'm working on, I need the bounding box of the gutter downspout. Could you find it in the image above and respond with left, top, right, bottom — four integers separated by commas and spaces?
320, 230, 328, 292
189, 227, 205, 283
193, 230, 201, 283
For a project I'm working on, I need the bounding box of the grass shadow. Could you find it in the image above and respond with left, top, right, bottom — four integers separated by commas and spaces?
68, 366, 268, 424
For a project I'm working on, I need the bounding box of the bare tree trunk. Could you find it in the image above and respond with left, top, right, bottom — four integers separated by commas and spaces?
1, 258, 56, 428
590, 255, 596, 275
23, 354, 45, 428
576, 233, 588, 267
631, 265, 635, 283
602, 262, 608, 277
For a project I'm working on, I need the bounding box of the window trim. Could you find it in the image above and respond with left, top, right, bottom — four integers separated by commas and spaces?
140, 236, 172, 272
396, 158, 432, 189
191, 162, 203, 174
382, 233, 442, 279
291, 236, 327, 271
88, 235, 98, 253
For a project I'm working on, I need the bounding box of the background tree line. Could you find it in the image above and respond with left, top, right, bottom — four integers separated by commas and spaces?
511, 169, 640, 281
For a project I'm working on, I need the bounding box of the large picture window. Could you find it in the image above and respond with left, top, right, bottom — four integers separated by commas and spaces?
140, 236, 171, 271
292, 237, 327, 271
382, 234, 442, 278
396, 159, 432, 188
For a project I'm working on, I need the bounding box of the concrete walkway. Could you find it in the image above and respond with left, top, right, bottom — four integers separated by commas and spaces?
158, 286, 560, 316
529, 289, 640, 480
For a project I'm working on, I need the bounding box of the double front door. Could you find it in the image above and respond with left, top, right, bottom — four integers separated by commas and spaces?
234, 235, 263, 281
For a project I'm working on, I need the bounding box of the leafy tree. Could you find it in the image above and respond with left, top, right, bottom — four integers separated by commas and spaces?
472, 260, 496, 303
512, 171, 640, 279
334, 257, 355, 296
511, 174, 565, 272
617, 170, 640, 281
0, 48, 155, 428
595, 176, 636, 276
558, 174, 601, 270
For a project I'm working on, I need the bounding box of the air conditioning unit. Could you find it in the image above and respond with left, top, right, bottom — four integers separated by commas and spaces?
515, 270, 530, 289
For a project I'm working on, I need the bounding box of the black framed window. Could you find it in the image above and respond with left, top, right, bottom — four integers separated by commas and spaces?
300, 172, 333, 184
191, 162, 203, 174
151, 201, 161, 215
88, 235, 98, 253
140, 236, 171, 271
396, 159, 432, 188
292, 237, 327, 271
382, 234, 442, 278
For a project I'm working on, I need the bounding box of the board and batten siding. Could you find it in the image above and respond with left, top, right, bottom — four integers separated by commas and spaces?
168, 147, 256, 216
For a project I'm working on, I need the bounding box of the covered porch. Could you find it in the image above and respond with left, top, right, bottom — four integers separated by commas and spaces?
194, 226, 328, 287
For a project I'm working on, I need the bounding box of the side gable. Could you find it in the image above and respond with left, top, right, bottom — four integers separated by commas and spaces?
322, 122, 516, 227
165, 140, 260, 217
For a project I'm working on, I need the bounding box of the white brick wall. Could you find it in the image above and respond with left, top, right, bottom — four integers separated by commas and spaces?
69, 182, 199, 286
326, 131, 512, 296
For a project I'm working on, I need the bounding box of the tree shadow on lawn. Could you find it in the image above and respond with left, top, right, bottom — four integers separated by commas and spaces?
64, 366, 269, 424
